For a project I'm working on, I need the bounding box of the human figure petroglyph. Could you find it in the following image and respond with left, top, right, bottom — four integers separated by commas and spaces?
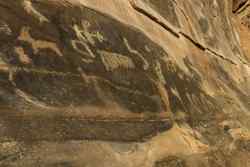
18, 26, 63, 57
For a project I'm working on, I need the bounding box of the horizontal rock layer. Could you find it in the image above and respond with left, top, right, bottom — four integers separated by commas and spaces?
0, 0, 250, 167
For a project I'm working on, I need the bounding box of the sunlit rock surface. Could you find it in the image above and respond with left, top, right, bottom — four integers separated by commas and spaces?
0, 0, 249, 166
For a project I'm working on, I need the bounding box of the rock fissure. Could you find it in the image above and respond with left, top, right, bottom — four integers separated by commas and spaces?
130, 2, 242, 66
130, 1, 180, 38
0, 0, 250, 166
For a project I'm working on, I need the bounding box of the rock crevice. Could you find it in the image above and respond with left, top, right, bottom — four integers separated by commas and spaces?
0, 0, 250, 167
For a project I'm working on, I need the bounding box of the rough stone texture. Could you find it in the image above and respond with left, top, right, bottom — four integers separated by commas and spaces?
0, 0, 250, 167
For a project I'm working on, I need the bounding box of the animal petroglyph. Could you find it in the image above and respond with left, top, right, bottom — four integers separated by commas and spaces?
98, 50, 135, 72
68, 18, 170, 113
71, 20, 105, 63
22, 0, 49, 23
18, 26, 63, 57
123, 38, 149, 70
77, 20, 105, 45
14, 46, 32, 64
71, 20, 152, 72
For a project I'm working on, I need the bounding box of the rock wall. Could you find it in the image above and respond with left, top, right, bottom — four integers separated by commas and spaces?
0, 0, 250, 167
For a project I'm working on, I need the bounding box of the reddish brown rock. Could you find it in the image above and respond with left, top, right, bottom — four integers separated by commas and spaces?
0, 0, 249, 167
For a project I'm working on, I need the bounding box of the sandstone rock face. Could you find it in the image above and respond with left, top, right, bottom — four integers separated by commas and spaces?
0, 0, 250, 167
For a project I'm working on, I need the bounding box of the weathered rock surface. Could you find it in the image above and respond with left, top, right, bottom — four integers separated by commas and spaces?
0, 0, 250, 166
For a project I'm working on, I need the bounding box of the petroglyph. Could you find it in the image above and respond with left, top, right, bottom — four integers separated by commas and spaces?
77, 20, 105, 45
77, 66, 91, 84
71, 39, 95, 63
145, 60, 169, 112
0, 55, 9, 72
14, 46, 32, 64
154, 61, 166, 84
98, 50, 135, 72
8, 66, 18, 86
155, 81, 170, 112
71, 20, 105, 63
123, 38, 149, 70
170, 87, 181, 100
0, 20, 12, 35
22, 0, 49, 23
18, 27, 63, 57
145, 45, 152, 52
15, 88, 56, 110
0, 1, 250, 166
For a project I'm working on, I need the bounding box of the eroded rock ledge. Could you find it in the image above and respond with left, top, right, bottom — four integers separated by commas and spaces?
0, 0, 250, 167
